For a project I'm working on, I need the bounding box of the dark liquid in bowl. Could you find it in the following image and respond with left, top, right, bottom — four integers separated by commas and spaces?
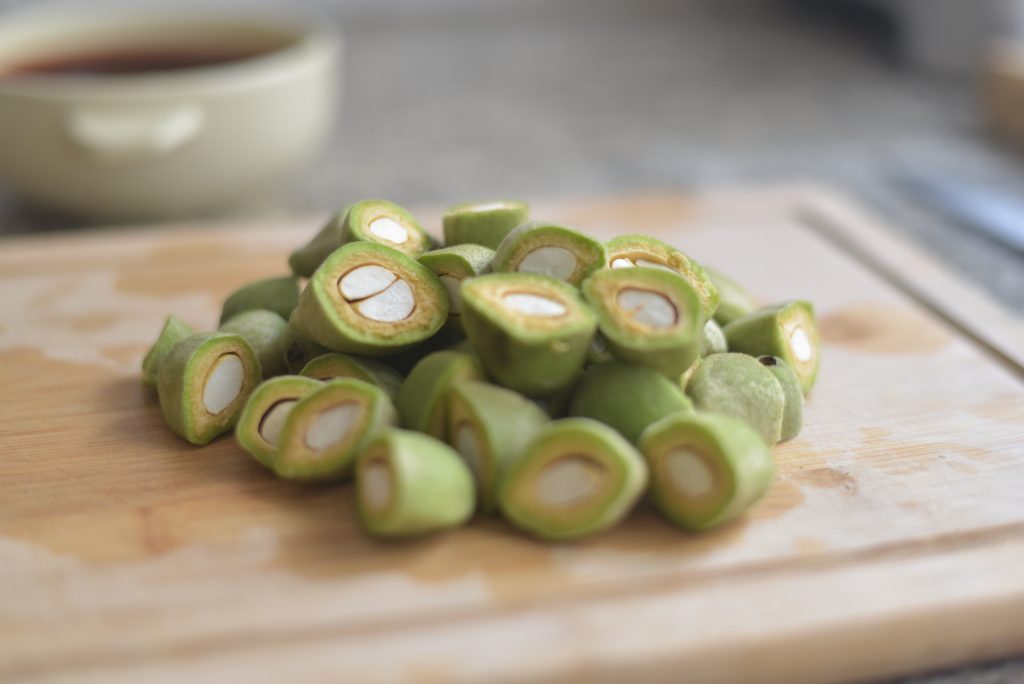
3, 48, 267, 78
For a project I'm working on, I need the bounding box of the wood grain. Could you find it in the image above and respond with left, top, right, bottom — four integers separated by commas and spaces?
1, 188, 1022, 684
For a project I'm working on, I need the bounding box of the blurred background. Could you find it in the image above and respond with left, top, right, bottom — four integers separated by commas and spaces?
1, 0, 1023, 324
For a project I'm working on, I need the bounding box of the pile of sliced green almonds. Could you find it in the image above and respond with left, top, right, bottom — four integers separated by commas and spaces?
143, 199, 820, 541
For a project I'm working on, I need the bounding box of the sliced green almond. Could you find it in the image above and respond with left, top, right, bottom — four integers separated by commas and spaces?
219, 309, 289, 378
418, 244, 496, 334
442, 199, 529, 250
723, 300, 820, 394
685, 353, 785, 445
758, 356, 803, 442
492, 221, 606, 286
461, 273, 596, 397
157, 333, 261, 445
396, 350, 485, 439
289, 241, 448, 356
701, 319, 728, 356
581, 267, 704, 378
497, 417, 647, 542
141, 315, 195, 389
236, 375, 323, 467
342, 199, 432, 258
273, 378, 397, 481
355, 428, 475, 538
299, 353, 404, 400
281, 324, 331, 373
605, 234, 718, 318
570, 361, 693, 444
219, 275, 299, 325
289, 208, 350, 278
706, 267, 758, 327
447, 380, 550, 513
638, 412, 774, 532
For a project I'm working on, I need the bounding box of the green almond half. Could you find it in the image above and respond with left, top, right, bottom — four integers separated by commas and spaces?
289, 241, 448, 356
461, 272, 596, 397
492, 221, 606, 286
638, 411, 774, 532
442, 199, 529, 250
723, 300, 820, 394
605, 234, 718, 318
757, 356, 803, 442
355, 428, 476, 538
273, 378, 398, 481
706, 266, 758, 327
289, 207, 350, 278
157, 332, 262, 445
447, 380, 550, 513
219, 309, 290, 378
299, 352, 404, 401
236, 375, 323, 468
418, 244, 496, 334
569, 361, 693, 444
581, 266, 704, 378
342, 199, 432, 257
141, 314, 195, 389
219, 275, 299, 325
396, 350, 485, 439
685, 353, 785, 446
498, 417, 648, 542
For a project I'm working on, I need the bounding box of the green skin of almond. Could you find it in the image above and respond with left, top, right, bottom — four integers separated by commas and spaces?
685, 353, 785, 446
219, 276, 299, 325
235, 375, 323, 468
570, 362, 694, 444
273, 378, 398, 481
395, 350, 485, 439
604, 234, 719, 319
637, 411, 774, 532
281, 325, 331, 373
356, 428, 476, 538
342, 199, 432, 258
288, 208, 350, 278
497, 417, 648, 542
492, 221, 607, 286
289, 241, 449, 356
461, 273, 597, 397
723, 300, 820, 395
706, 267, 758, 327
447, 380, 550, 513
442, 200, 529, 250
702, 319, 728, 356
299, 353, 403, 401
581, 267, 704, 378
418, 244, 496, 334
157, 332, 261, 445
219, 309, 289, 378
759, 356, 803, 442
141, 315, 195, 388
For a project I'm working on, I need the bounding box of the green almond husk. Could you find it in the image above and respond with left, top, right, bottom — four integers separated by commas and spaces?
685, 353, 785, 446
497, 417, 648, 542
570, 361, 693, 444
605, 234, 719, 319
461, 272, 597, 397
447, 380, 550, 513
289, 241, 448, 356
638, 411, 774, 531
442, 200, 529, 250
273, 378, 398, 481
706, 267, 758, 327
289, 208, 350, 278
581, 267, 704, 378
355, 428, 476, 538
157, 332, 261, 445
701, 319, 728, 356
758, 356, 803, 442
219, 276, 299, 325
219, 309, 290, 378
723, 300, 820, 394
395, 350, 485, 439
342, 199, 432, 257
281, 324, 331, 374
235, 375, 323, 467
418, 244, 496, 334
492, 221, 606, 286
141, 315, 195, 388
299, 352, 404, 401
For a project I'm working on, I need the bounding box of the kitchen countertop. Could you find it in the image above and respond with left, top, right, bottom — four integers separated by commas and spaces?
1, 0, 1021, 681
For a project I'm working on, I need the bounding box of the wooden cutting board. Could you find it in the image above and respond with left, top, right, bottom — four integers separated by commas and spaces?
2, 186, 1023, 684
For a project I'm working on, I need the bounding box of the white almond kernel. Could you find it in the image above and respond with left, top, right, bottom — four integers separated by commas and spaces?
339, 265, 397, 300
517, 246, 577, 281
362, 459, 393, 511
791, 326, 813, 362
502, 292, 567, 318
535, 456, 604, 508
440, 275, 463, 314
368, 217, 409, 244
616, 288, 678, 328
259, 399, 298, 446
203, 353, 244, 414
666, 447, 714, 498
305, 402, 363, 451
355, 279, 415, 322
454, 422, 484, 483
